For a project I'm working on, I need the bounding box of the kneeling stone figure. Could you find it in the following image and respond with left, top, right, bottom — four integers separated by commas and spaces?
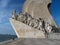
17, 13, 27, 24
29, 18, 39, 28
24, 12, 33, 25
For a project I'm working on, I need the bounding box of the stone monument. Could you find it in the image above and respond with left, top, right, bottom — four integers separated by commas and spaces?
10, 0, 59, 38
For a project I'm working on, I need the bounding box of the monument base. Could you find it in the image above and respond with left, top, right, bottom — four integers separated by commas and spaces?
10, 18, 45, 38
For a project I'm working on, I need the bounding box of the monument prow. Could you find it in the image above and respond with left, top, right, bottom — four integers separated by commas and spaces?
10, 18, 45, 38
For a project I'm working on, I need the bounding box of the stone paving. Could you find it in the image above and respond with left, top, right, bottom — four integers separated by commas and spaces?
0, 38, 60, 45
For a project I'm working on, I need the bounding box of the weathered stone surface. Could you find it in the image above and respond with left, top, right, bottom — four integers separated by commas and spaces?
10, 0, 59, 38
22, 0, 58, 28
10, 18, 45, 38
0, 38, 60, 45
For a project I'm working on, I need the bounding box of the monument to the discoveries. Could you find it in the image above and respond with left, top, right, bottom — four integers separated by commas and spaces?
10, 0, 59, 38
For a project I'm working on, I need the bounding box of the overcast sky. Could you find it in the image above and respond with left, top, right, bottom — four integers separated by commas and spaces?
0, 0, 60, 35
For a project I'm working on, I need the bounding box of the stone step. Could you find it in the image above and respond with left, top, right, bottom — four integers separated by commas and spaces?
48, 33, 60, 40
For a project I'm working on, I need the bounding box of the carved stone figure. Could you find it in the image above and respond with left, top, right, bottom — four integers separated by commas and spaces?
24, 12, 33, 25
29, 18, 39, 28
37, 18, 44, 30
12, 10, 18, 20
17, 13, 27, 23
45, 22, 52, 34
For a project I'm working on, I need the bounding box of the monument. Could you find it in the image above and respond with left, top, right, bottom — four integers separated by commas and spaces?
10, 0, 59, 38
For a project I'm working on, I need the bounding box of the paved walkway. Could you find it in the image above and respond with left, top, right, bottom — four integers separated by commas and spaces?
0, 38, 60, 45
0, 33, 60, 45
